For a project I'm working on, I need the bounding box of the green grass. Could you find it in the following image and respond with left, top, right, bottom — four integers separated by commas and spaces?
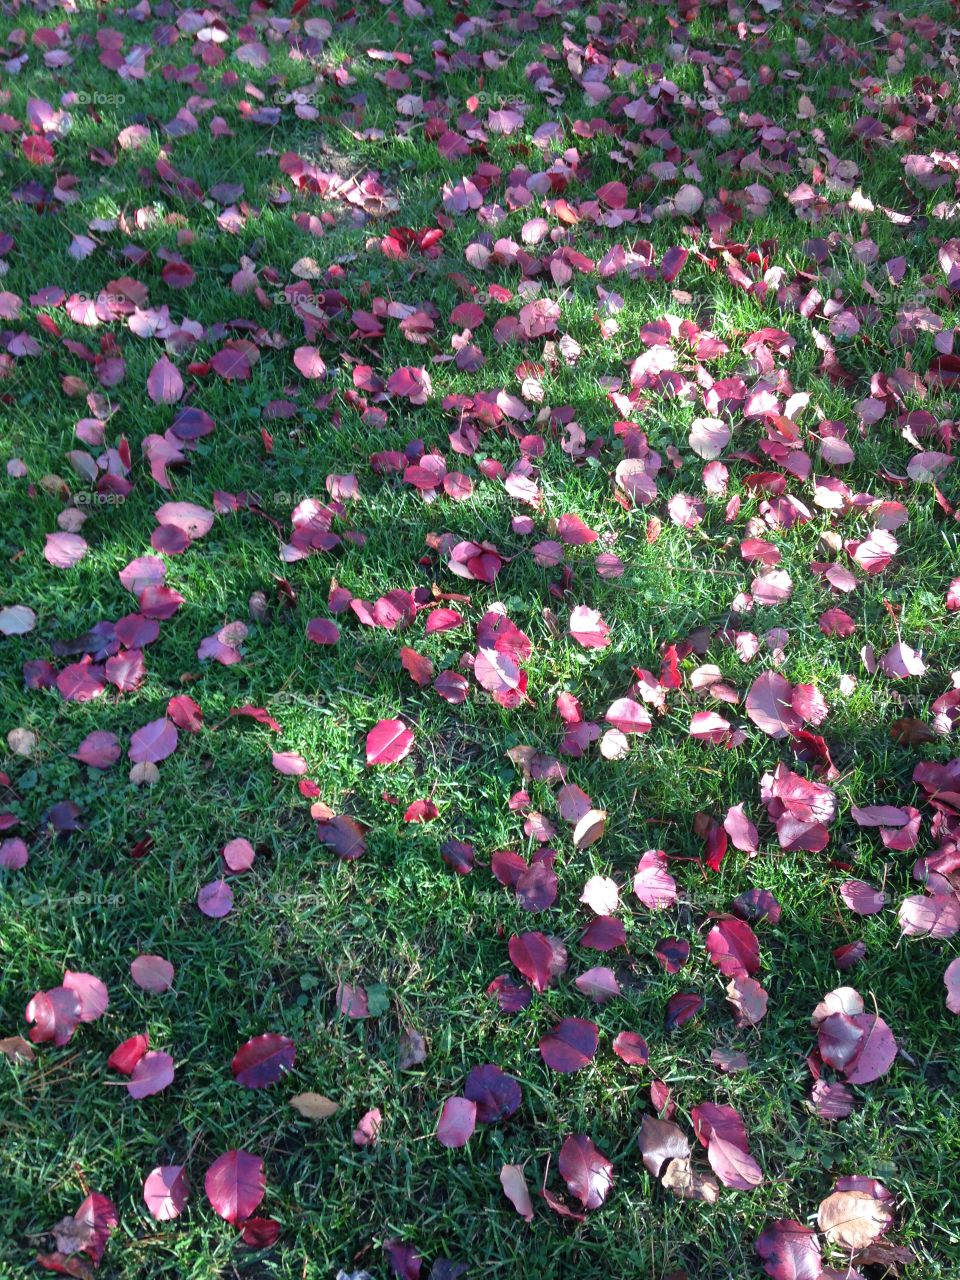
1, 1, 960, 1277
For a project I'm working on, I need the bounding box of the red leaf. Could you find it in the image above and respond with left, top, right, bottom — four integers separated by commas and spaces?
26, 987, 82, 1045
755, 1219, 822, 1280
539, 1018, 598, 1072
108, 1034, 148, 1074
204, 1149, 266, 1224
400, 646, 434, 686
665, 992, 703, 1031
240, 1217, 281, 1248
509, 931, 566, 992
558, 1134, 614, 1209
167, 694, 203, 732
705, 917, 761, 978
232, 1033, 296, 1089
580, 916, 626, 952
612, 1031, 649, 1065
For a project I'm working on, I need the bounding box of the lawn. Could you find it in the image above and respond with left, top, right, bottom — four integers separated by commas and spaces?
1, 0, 960, 1277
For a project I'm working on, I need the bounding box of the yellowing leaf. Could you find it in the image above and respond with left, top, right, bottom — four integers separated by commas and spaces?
290, 1092, 338, 1119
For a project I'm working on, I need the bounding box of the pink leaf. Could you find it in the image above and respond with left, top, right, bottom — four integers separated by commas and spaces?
130, 954, 174, 993
569, 605, 610, 649
746, 672, 802, 739
197, 879, 234, 918
143, 1166, 189, 1221
500, 1163, 534, 1221
146, 355, 184, 404
945, 957, 960, 1014
223, 838, 256, 872
44, 531, 88, 568
63, 970, 109, 1021
605, 697, 652, 735
272, 751, 308, 776
575, 966, 620, 1003
127, 1050, 175, 1098
352, 1107, 382, 1146
129, 719, 178, 764
632, 850, 677, 909
436, 1096, 477, 1148
839, 880, 886, 916
366, 718, 414, 765
293, 346, 327, 379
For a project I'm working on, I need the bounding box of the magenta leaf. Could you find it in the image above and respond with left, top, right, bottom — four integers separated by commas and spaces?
71, 730, 121, 769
